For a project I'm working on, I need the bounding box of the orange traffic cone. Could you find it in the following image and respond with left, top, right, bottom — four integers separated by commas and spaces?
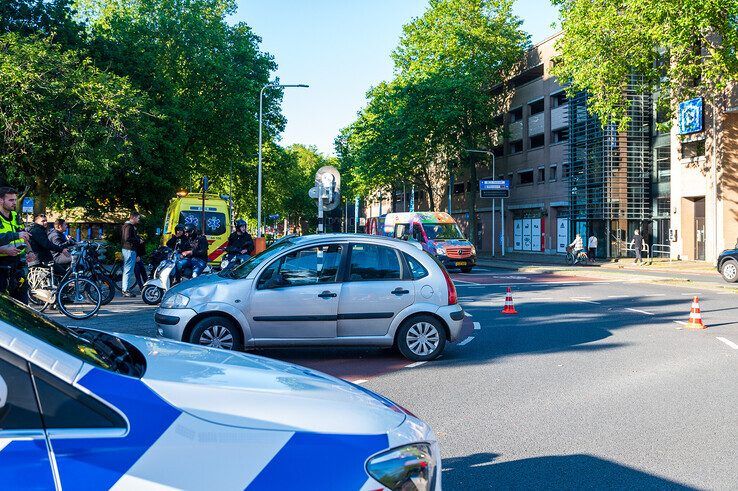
501, 287, 518, 315
686, 296, 707, 329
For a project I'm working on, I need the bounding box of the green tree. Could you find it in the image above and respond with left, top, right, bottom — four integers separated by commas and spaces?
0, 33, 168, 214
552, 0, 738, 128
79, 0, 283, 202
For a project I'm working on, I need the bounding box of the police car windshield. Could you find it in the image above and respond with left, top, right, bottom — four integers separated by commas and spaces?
424, 223, 464, 240
0, 296, 146, 377
220, 238, 296, 279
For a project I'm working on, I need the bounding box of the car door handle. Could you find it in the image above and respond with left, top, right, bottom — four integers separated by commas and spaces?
391, 288, 410, 296
318, 291, 337, 299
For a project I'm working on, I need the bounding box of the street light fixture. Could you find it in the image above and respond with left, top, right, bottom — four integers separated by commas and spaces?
464, 148, 504, 257
258, 83, 309, 237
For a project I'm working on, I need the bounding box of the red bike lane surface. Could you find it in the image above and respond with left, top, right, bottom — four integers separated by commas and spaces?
450, 271, 605, 284
255, 317, 475, 383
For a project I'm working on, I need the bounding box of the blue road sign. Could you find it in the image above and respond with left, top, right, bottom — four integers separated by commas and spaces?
22, 197, 34, 213
678, 98, 703, 135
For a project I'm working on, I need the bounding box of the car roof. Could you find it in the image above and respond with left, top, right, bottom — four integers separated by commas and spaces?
287, 233, 421, 252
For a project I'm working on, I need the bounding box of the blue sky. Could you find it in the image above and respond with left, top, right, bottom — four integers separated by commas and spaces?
234, 1, 560, 156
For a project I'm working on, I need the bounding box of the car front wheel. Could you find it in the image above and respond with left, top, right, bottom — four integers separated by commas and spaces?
190, 316, 242, 350
396, 315, 446, 361
721, 259, 738, 283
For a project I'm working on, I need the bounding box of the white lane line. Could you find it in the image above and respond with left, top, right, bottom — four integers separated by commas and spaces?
716, 337, 738, 350
458, 336, 475, 346
473, 322, 481, 330
607, 295, 628, 298
352, 379, 368, 384
464, 312, 473, 317
453, 280, 481, 286
405, 361, 427, 368
681, 293, 703, 296
529, 297, 554, 301
571, 298, 601, 304
625, 308, 655, 315
644, 294, 667, 297
674, 320, 687, 326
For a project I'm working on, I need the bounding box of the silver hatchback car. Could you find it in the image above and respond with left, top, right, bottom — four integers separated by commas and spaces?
155, 234, 466, 361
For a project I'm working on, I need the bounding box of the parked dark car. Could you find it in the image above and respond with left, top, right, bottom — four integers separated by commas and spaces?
717, 248, 738, 282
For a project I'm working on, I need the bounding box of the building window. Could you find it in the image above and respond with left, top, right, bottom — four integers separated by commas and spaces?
549, 165, 558, 181
551, 91, 567, 108
453, 182, 466, 195
528, 98, 544, 115
537, 167, 545, 183
509, 107, 523, 123
507, 173, 514, 188
656, 146, 671, 182
552, 128, 568, 144
518, 170, 534, 185
529, 134, 545, 149
510, 140, 523, 154
492, 145, 504, 157
657, 197, 671, 216
681, 140, 705, 159
562, 163, 571, 178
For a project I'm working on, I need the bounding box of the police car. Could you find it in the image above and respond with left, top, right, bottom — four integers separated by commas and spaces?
0, 296, 440, 490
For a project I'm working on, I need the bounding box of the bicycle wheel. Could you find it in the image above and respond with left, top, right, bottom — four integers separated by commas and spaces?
57, 278, 101, 319
27, 267, 52, 312
90, 273, 115, 305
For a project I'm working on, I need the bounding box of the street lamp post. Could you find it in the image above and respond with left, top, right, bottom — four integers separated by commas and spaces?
465, 149, 503, 256
258, 83, 309, 237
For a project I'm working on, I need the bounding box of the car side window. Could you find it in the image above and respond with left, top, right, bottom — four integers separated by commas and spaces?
404, 253, 429, 280
30, 365, 126, 429
349, 244, 402, 281
0, 348, 43, 431
257, 245, 343, 289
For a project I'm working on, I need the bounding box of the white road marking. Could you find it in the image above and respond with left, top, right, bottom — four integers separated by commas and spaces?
453, 280, 481, 285
625, 308, 655, 315
405, 361, 427, 368
458, 336, 475, 346
674, 320, 688, 326
608, 295, 628, 298
716, 337, 738, 350
352, 379, 368, 384
464, 312, 473, 317
681, 293, 703, 296
571, 298, 601, 304
473, 322, 481, 330
530, 297, 554, 301
643, 294, 667, 297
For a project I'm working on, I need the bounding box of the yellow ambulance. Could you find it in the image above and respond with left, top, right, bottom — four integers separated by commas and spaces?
162, 193, 231, 265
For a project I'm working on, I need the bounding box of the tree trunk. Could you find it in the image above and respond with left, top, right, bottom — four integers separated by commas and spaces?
34, 176, 50, 216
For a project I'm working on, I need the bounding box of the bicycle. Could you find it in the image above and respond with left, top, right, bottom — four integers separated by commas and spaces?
27, 246, 102, 320
565, 246, 589, 266
76, 241, 116, 304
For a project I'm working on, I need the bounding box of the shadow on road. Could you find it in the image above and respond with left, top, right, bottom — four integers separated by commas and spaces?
442, 452, 697, 490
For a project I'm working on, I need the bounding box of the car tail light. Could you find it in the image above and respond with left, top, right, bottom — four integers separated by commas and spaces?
441, 266, 457, 305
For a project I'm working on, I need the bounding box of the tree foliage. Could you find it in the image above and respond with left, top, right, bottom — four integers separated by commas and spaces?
552, 0, 738, 128
338, 0, 528, 244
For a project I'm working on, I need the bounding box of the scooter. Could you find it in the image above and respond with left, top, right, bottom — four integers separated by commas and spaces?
141, 247, 212, 305
219, 252, 248, 271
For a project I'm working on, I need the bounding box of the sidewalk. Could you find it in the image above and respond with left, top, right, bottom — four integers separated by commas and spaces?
477, 252, 716, 275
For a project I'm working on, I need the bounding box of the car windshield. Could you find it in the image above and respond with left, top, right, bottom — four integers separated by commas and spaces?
424, 223, 464, 240
0, 296, 146, 377
220, 238, 297, 279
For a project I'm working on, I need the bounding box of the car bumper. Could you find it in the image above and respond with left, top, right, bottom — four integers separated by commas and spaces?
154, 308, 198, 341
436, 304, 465, 342
437, 255, 476, 269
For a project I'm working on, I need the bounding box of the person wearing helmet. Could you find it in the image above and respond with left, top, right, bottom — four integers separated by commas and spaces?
166, 224, 186, 251
226, 219, 254, 259
178, 224, 208, 278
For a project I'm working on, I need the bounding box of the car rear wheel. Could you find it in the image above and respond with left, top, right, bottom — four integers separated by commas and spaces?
396, 315, 446, 361
190, 316, 242, 351
721, 259, 738, 283
460, 267, 473, 273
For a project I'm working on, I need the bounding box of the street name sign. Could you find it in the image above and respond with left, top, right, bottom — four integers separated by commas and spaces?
479, 179, 510, 199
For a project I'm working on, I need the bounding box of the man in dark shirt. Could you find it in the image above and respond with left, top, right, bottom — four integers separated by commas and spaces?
630, 229, 644, 264
48, 218, 75, 272
177, 225, 208, 278
121, 212, 142, 297
226, 219, 254, 259
28, 214, 66, 270
166, 225, 186, 251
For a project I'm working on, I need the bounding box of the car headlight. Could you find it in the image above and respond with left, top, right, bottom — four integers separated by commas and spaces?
471, 245, 477, 255
435, 247, 446, 255
366, 443, 436, 491
160, 293, 190, 309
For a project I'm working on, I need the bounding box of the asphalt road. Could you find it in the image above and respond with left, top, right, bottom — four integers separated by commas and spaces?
51, 267, 738, 490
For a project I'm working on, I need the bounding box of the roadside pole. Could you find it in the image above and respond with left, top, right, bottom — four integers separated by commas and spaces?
491, 199, 496, 257
501, 198, 505, 256
354, 196, 359, 233
317, 183, 324, 234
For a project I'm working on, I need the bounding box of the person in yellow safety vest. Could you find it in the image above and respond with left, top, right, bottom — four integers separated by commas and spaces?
0, 187, 31, 303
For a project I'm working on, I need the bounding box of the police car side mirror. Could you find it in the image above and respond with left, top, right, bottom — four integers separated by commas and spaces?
0, 374, 7, 412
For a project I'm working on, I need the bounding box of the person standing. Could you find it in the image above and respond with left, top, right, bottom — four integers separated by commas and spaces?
630, 229, 644, 265
587, 233, 598, 262
133, 240, 148, 293
0, 187, 31, 302
121, 212, 142, 297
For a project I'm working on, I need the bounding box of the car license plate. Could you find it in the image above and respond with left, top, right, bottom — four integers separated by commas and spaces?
456, 261, 467, 266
